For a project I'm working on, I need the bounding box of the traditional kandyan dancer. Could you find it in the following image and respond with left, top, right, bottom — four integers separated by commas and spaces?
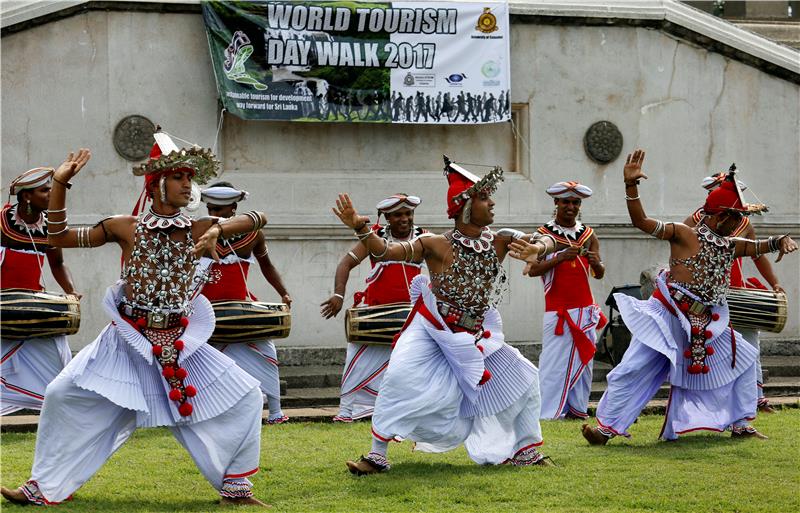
582, 150, 797, 445
684, 172, 782, 413
336, 157, 557, 475
1, 168, 79, 414
1, 135, 270, 507
526, 181, 606, 420
320, 193, 427, 422
199, 181, 292, 425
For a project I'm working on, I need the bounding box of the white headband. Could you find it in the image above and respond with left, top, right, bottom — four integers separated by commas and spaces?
701, 174, 747, 191
546, 181, 593, 199
201, 186, 249, 205
9, 167, 54, 195
376, 194, 421, 213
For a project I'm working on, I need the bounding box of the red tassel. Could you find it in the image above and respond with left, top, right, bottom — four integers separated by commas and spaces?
702, 365, 710, 374
184, 385, 197, 398
688, 364, 702, 374
136, 318, 148, 330
178, 403, 193, 416
478, 369, 492, 385
691, 327, 701, 336
174, 339, 185, 351
705, 346, 715, 356
482, 330, 491, 339
554, 317, 565, 336
704, 330, 713, 340
152, 345, 163, 356
179, 317, 189, 328
684, 349, 692, 359
175, 368, 188, 380
162, 366, 175, 379
711, 313, 720, 321
476, 344, 484, 353
168, 389, 182, 401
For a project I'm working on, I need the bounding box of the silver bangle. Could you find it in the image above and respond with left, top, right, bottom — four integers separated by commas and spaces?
356, 230, 372, 241
347, 250, 360, 262
333, 293, 344, 300
254, 246, 269, 258
649, 220, 665, 238
78, 226, 92, 248
625, 195, 640, 201
47, 218, 68, 225
370, 238, 389, 258
47, 208, 67, 214
47, 225, 69, 236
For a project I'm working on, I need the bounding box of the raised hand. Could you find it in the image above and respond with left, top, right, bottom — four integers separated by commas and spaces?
332, 194, 370, 230
776, 235, 798, 263
281, 293, 293, 309
54, 149, 91, 183
624, 149, 648, 185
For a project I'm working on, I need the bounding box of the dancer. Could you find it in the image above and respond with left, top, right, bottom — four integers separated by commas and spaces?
684, 172, 782, 413
1, 167, 79, 414
200, 182, 292, 425
337, 157, 557, 474
1, 135, 269, 507
526, 181, 605, 420
320, 193, 427, 422
582, 150, 796, 445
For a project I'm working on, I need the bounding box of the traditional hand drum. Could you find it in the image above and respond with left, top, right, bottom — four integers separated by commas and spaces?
0, 288, 81, 340
727, 287, 787, 333
210, 301, 291, 343
345, 303, 411, 345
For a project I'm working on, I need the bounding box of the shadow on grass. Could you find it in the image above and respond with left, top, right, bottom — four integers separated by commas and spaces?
1, 498, 228, 512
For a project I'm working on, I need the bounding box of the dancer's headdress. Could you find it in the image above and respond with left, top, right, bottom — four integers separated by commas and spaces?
703, 164, 766, 216
8, 168, 54, 196
376, 194, 421, 216
201, 183, 249, 205
443, 155, 503, 221
701, 172, 747, 191
546, 181, 592, 199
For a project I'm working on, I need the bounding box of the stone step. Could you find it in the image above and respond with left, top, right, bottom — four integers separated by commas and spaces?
4, 398, 798, 433
276, 339, 800, 367
279, 377, 800, 409
280, 365, 343, 389
761, 356, 800, 377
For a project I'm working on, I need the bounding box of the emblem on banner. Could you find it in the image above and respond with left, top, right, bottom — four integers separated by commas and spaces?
476, 8, 499, 33
445, 73, 467, 85
223, 31, 268, 91
404, 72, 415, 86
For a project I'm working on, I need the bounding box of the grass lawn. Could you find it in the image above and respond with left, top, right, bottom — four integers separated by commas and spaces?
2, 410, 799, 512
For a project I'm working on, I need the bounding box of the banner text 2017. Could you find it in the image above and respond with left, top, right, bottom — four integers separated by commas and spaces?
268, 40, 436, 69
267, 4, 457, 34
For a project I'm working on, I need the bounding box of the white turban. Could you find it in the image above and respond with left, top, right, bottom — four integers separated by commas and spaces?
200, 185, 249, 205
375, 194, 421, 213
546, 181, 592, 199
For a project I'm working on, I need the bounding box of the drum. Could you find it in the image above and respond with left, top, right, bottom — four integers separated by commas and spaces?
210, 301, 291, 343
0, 288, 81, 340
727, 287, 787, 333
345, 303, 411, 345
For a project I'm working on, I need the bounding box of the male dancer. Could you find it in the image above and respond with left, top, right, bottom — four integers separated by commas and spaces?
1, 134, 269, 507
1, 168, 79, 414
335, 157, 557, 474
684, 172, 782, 413
321, 194, 427, 422
200, 181, 292, 425
582, 150, 797, 445
526, 182, 605, 420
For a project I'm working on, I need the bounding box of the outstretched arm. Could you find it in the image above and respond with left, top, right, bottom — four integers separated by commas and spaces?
320, 241, 365, 319
193, 211, 268, 261
253, 233, 292, 308
732, 234, 797, 262
332, 194, 424, 264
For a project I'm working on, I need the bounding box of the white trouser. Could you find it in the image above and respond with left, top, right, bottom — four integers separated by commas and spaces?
1, 337, 71, 415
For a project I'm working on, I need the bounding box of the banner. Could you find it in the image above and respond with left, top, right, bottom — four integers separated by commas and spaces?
202, 1, 510, 124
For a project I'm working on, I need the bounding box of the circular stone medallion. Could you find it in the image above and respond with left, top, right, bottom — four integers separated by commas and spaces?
583, 121, 623, 164
113, 115, 156, 161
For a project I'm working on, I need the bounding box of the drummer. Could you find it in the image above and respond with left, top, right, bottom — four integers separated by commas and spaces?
1, 167, 79, 415
683, 172, 783, 413
200, 182, 293, 425
320, 193, 429, 422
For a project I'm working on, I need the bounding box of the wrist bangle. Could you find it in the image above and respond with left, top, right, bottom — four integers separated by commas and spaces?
356, 230, 372, 241
333, 293, 344, 300
624, 181, 639, 188
54, 178, 72, 189
625, 195, 640, 201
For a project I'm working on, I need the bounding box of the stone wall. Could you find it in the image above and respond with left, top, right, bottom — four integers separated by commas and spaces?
2, 9, 798, 349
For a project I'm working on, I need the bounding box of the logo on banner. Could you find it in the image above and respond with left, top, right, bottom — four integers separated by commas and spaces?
475, 8, 498, 34
404, 72, 415, 86
445, 73, 467, 85
223, 31, 267, 91
481, 61, 501, 78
